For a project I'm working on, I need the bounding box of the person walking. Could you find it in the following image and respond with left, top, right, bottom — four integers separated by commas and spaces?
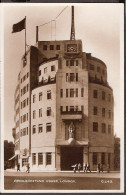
97, 163, 100, 173
17, 163, 20, 172
87, 163, 91, 172
73, 164, 77, 173
26, 163, 30, 173
107, 164, 110, 173
78, 163, 81, 172
83, 162, 87, 172
100, 163, 103, 172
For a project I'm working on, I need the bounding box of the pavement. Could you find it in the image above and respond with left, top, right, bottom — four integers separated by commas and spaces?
4, 169, 120, 178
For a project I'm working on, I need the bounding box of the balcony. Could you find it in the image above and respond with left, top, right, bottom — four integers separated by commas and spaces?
61, 110, 82, 121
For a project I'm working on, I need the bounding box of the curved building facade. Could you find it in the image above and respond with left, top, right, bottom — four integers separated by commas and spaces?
12, 7, 114, 171
12, 39, 114, 171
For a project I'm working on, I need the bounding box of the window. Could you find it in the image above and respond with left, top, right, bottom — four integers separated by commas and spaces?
27, 113, 28, 121
108, 94, 111, 102
43, 45, 47, 50
102, 108, 105, 117
76, 60, 78, 66
23, 57, 27, 67
66, 60, 69, 66
39, 92, 42, 101
27, 72, 29, 78
90, 64, 94, 70
51, 65, 55, 71
39, 70, 41, 76
33, 95, 36, 103
21, 102, 22, 109
70, 88, 74, 97
39, 108, 42, 117
66, 106, 68, 112
66, 89, 68, 98
60, 89, 63, 98
108, 153, 111, 165
38, 124, 43, 133
97, 66, 101, 72
70, 73, 74, 82
27, 127, 28, 135
70, 60, 74, 66
81, 88, 84, 97
23, 114, 27, 122
93, 122, 98, 132
102, 69, 105, 75
38, 153, 43, 165
93, 153, 97, 165
70, 106, 74, 112
76, 73, 78, 81
102, 91, 105, 100
60, 106, 63, 113
56, 45, 60, 50
44, 67, 47, 74
101, 153, 105, 165
46, 123, 52, 132
20, 129, 22, 137
66, 73, 69, 82
93, 90, 98, 98
33, 110, 36, 119
47, 90, 51, 99
50, 45, 54, 50
108, 110, 111, 119
32, 125, 36, 134
47, 107, 51, 116
46, 153, 52, 165
32, 153, 36, 165
76, 88, 78, 97
93, 107, 98, 115
108, 125, 111, 134
75, 106, 78, 111
102, 123, 106, 133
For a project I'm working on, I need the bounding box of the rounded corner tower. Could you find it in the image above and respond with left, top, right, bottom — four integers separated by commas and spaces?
13, 6, 114, 171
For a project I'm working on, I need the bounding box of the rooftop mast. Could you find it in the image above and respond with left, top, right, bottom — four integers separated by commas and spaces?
70, 6, 75, 40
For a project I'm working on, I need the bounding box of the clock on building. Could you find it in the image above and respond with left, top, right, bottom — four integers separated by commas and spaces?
67, 44, 77, 52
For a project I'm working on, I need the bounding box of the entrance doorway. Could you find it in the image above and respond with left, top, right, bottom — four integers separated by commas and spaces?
60, 147, 83, 170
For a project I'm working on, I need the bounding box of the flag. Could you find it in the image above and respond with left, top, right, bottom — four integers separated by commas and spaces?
12, 17, 26, 33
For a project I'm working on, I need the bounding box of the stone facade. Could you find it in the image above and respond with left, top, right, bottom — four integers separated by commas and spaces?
13, 39, 114, 171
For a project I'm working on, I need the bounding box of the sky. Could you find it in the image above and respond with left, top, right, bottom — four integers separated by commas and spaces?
1, 3, 124, 142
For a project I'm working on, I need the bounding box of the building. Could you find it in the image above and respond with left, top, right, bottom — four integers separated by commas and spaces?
12, 6, 114, 171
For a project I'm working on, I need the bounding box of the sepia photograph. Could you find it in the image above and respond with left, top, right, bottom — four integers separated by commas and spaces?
1, 2, 124, 193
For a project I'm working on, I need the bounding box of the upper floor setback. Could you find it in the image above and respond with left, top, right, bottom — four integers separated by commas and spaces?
36, 40, 83, 59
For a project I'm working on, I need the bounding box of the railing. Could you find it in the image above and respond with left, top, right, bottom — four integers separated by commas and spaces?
61, 110, 82, 115
38, 76, 56, 87
89, 76, 112, 89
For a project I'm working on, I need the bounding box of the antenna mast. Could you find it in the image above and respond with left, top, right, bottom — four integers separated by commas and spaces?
70, 6, 75, 40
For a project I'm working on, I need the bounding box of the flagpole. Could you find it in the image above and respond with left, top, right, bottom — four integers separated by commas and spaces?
25, 16, 26, 58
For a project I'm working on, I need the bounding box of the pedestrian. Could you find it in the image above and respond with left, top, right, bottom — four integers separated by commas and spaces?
107, 164, 110, 173
97, 163, 100, 173
87, 163, 91, 172
73, 164, 77, 173
17, 163, 20, 172
26, 163, 30, 173
100, 164, 103, 172
78, 163, 81, 172
83, 162, 87, 172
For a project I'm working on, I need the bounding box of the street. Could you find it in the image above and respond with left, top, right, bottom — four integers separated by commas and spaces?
4, 170, 120, 190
